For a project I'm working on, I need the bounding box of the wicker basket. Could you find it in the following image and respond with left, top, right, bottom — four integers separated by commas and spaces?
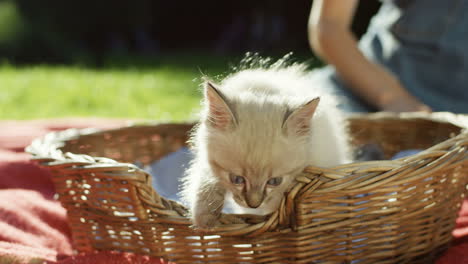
27, 112, 468, 264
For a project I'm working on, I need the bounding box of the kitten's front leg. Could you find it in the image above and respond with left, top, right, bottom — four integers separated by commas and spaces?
192, 179, 226, 229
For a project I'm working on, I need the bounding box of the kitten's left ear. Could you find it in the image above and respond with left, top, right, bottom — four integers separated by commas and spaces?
282, 97, 320, 136
204, 80, 237, 130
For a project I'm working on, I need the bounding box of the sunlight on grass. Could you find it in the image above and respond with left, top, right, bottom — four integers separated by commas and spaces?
0, 53, 318, 121
0, 62, 226, 121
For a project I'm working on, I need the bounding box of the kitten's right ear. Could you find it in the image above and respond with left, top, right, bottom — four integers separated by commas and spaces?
204, 81, 237, 130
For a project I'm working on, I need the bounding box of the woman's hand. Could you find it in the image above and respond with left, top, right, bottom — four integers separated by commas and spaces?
380, 91, 432, 112
361, 66, 432, 112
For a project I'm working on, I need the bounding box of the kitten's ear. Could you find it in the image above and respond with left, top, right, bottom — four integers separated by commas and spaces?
282, 97, 320, 136
204, 80, 237, 130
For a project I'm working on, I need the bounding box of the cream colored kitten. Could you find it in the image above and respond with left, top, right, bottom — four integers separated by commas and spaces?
182, 63, 351, 229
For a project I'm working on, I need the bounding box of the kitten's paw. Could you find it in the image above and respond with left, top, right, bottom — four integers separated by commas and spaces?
192, 213, 220, 230
221, 214, 246, 224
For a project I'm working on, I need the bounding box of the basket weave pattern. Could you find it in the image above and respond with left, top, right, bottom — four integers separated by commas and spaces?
27, 113, 468, 264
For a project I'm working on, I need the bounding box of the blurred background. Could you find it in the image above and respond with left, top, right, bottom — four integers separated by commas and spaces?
0, 0, 380, 121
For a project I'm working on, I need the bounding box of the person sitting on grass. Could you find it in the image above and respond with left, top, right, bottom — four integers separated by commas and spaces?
307, 0, 468, 113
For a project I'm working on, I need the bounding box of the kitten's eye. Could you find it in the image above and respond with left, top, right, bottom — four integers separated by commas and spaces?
267, 177, 282, 186
229, 174, 245, 185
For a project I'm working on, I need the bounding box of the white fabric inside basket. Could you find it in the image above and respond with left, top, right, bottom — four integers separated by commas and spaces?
143, 147, 193, 202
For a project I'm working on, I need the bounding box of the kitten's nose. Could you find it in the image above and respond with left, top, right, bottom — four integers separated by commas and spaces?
245, 192, 264, 208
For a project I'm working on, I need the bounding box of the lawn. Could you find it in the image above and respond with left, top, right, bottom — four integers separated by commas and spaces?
0, 54, 242, 121
0, 53, 319, 121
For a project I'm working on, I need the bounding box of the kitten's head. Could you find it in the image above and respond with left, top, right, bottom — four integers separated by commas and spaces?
200, 80, 319, 213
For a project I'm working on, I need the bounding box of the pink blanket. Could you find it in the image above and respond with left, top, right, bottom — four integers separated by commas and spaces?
0, 119, 466, 264
0, 119, 168, 264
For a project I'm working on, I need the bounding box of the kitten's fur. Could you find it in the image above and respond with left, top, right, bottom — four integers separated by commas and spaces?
182, 63, 351, 228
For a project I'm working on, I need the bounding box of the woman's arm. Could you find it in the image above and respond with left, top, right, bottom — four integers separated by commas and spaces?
308, 0, 431, 112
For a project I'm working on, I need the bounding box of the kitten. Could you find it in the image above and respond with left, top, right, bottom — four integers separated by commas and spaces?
181, 62, 352, 229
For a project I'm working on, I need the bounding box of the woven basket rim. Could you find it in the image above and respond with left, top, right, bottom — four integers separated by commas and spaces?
26, 112, 468, 167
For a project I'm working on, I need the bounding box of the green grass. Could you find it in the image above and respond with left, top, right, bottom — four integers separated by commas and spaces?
0, 53, 320, 121
0, 54, 243, 121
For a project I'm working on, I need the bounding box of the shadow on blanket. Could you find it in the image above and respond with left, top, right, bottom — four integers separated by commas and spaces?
0, 119, 466, 264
